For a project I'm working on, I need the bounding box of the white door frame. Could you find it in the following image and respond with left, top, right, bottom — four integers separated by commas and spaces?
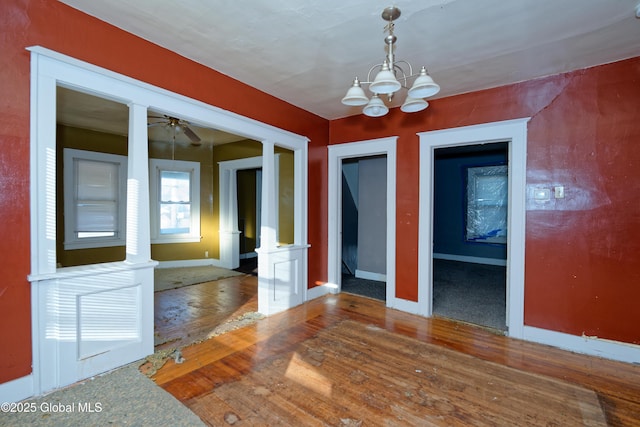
219, 156, 260, 269
418, 118, 529, 338
22, 46, 309, 400
327, 137, 397, 306
218, 154, 279, 269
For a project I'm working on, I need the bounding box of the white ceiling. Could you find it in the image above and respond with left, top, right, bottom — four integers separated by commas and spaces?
59, 0, 640, 120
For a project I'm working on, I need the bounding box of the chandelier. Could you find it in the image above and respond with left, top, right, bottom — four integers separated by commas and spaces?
341, 6, 440, 117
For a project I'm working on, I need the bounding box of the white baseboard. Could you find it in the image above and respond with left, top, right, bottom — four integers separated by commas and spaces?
433, 253, 507, 266
390, 297, 423, 315
0, 374, 34, 403
308, 281, 639, 364
523, 326, 640, 364
355, 269, 386, 282
306, 283, 335, 300
155, 258, 224, 269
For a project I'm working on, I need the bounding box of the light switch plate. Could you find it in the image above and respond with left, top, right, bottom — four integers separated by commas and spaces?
534, 188, 551, 201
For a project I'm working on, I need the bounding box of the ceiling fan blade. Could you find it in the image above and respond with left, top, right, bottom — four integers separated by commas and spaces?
182, 124, 202, 145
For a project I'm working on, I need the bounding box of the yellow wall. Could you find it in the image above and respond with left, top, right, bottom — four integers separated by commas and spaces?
276, 147, 295, 245
57, 127, 296, 266
148, 137, 217, 261
56, 126, 128, 266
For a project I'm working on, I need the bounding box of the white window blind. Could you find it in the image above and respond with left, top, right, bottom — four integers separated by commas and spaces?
63, 149, 127, 249
75, 159, 119, 237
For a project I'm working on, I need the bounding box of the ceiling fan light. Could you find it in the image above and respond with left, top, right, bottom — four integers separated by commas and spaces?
400, 96, 428, 113
341, 78, 369, 106
363, 94, 389, 117
408, 67, 440, 98
369, 62, 401, 95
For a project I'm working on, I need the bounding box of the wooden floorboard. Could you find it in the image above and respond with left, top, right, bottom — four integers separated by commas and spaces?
151, 278, 640, 426
154, 274, 258, 351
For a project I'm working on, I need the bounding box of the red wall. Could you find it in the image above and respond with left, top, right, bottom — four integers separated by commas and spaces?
1, 0, 639, 387
0, 0, 329, 385
330, 58, 640, 345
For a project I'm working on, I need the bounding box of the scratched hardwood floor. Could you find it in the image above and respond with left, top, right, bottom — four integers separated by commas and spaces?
151, 276, 640, 426
154, 274, 258, 351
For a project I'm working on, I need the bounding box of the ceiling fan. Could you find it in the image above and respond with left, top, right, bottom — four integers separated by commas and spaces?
148, 115, 202, 146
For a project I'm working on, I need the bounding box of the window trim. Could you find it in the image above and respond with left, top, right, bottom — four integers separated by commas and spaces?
149, 158, 201, 244
63, 148, 128, 250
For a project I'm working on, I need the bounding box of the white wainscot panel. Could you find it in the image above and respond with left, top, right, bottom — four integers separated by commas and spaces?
32, 262, 154, 394
257, 245, 307, 315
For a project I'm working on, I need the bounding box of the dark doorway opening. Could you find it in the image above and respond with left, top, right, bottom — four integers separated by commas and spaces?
340, 155, 387, 301
432, 142, 508, 330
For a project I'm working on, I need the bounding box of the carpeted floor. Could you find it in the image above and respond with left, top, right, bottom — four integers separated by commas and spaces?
340, 259, 506, 331
0, 364, 205, 427
341, 274, 386, 301
433, 259, 506, 331
154, 265, 243, 292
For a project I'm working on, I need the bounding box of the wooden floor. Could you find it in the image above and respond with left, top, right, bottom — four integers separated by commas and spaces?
152, 277, 640, 426
154, 274, 258, 351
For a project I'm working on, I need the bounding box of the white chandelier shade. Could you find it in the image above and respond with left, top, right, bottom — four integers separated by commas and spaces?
400, 97, 429, 113
363, 94, 389, 117
369, 61, 402, 95
341, 7, 440, 117
407, 67, 440, 99
341, 78, 369, 106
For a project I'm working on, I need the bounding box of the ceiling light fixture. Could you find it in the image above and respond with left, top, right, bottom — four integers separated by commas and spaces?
341, 6, 440, 117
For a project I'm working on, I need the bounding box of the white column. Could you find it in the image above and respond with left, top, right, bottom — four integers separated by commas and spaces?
227, 170, 238, 231
257, 141, 308, 315
125, 102, 152, 263
259, 140, 277, 250
224, 168, 240, 268
257, 140, 276, 314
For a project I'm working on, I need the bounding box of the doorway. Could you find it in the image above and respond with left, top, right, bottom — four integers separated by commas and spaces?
432, 143, 508, 330
340, 156, 387, 301
418, 119, 529, 338
327, 137, 396, 306
237, 168, 261, 274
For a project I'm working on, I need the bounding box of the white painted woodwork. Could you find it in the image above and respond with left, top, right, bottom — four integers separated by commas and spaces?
418, 118, 529, 337
26, 46, 309, 398
218, 156, 265, 269
30, 264, 154, 392
327, 137, 397, 306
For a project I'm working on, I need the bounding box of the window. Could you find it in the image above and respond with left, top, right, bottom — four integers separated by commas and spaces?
150, 158, 200, 243
466, 165, 507, 244
63, 149, 127, 249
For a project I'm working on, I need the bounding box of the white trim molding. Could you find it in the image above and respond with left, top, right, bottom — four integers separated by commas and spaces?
355, 269, 386, 282
26, 45, 309, 398
218, 156, 267, 269
0, 374, 34, 404
327, 137, 397, 307
433, 253, 507, 267
418, 118, 530, 336
306, 283, 335, 300
523, 326, 640, 364
155, 258, 225, 269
